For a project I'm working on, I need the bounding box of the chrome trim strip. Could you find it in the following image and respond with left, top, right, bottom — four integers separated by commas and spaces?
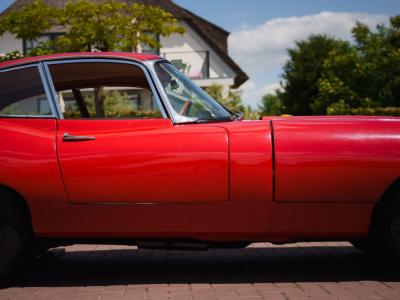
43, 58, 168, 119
63, 132, 96, 141
71, 201, 225, 206
0, 115, 55, 119
38, 62, 59, 118
42, 63, 64, 119
0, 63, 39, 73
0, 63, 57, 119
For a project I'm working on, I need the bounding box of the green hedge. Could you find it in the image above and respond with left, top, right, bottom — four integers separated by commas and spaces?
0, 51, 24, 63
328, 101, 400, 116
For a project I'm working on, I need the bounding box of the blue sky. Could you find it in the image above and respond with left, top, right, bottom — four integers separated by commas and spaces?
0, 1, 12, 12
1, 0, 399, 107
174, 0, 399, 32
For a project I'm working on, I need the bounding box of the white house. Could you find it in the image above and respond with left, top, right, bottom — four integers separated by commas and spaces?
0, 0, 248, 92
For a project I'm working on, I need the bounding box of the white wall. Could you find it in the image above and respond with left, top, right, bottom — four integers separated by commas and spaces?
0, 22, 237, 88
0, 32, 23, 56
159, 21, 236, 82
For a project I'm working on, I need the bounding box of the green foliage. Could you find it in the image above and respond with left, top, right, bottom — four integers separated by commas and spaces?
259, 93, 282, 116
0, 0, 59, 41
0, 50, 24, 62
327, 101, 400, 116
0, 0, 184, 54
63, 89, 162, 119
318, 16, 400, 114
277, 16, 400, 116
243, 105, 261, 120
204, 84, 245, 112
204, 84, 260, 119
278, 34, 345, 115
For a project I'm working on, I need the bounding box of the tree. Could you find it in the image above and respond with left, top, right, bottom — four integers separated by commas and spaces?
0, 0, 185, 116
258, 93, 282, 116
320, 16, 400, 114
0, 0, 59, 43
277, 17, 400, 116
0, 0, 184, 53
278, 34, 345, 115
204, 84, 245, 112
203, 84, 260, 119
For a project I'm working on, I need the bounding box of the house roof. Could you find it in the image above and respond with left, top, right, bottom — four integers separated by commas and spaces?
1, 0, 248, 87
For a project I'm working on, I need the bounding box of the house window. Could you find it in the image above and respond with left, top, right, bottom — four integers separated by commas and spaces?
141, 33, 160, 55
23, 32, 64, 55
161, 51, 210, 79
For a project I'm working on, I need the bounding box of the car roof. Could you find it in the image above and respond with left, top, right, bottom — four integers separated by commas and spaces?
0, 52, 161, 70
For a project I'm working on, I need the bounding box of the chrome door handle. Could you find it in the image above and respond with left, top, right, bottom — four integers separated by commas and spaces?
63, 132, 96, 142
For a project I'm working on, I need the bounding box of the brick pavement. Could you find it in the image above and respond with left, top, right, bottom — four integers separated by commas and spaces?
1, 242, 399, 299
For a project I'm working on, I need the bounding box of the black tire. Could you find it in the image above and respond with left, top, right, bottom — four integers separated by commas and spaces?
351, 185, 400, 256
350, 238, 369, 252
0, 189, 29, 280
390, 188, 400, 255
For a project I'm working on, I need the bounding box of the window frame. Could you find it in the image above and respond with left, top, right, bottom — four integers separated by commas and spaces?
144, 59, 234, 124
42, 58, 168, 120
0, 63, 58, 119
144, 59, 193, 124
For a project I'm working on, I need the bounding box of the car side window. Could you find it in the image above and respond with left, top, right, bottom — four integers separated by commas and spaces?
48, 62, 163, 119
0, 67, 52, 117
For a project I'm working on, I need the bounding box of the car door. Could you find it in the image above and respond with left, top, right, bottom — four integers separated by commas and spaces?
45, 59, 229, 204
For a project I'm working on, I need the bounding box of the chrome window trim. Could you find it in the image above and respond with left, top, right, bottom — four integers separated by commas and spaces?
0, 63, 38, 72
0, 63, 57, 118
0, 115, 56, 119
143, 59, 197, 124
43, 58, 168, 120
38, 62, 59, 118
42, 62, 64, 118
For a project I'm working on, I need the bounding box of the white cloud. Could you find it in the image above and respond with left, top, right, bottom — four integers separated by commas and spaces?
228, 12, 389, 107
239, 81, 281, 108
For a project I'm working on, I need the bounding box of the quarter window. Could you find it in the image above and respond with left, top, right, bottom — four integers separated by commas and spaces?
48, 62, 163, 119
0, 67, 52, 117
155, 62, 232, 121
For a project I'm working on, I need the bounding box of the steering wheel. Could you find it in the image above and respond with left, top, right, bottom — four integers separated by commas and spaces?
179, 100, 192, 116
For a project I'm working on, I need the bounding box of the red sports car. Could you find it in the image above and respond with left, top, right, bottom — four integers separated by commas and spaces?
0, 52, 399, 279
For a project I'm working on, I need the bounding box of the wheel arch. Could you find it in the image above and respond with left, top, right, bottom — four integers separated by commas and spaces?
369, 177, 400, 231
379, 177, 400, 205
0, 183, 33, 235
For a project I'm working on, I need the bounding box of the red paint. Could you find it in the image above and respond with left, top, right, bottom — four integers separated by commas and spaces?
0, 52, 160, 69
273, 117, 400, 203
31, 120, 275, 240
0, 119, 68, 206
1, 53, 399, 244
57, 119, 229, 204
1, 116, 398, 242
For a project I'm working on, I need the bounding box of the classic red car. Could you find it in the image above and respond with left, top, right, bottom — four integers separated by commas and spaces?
0, 52, 399, 278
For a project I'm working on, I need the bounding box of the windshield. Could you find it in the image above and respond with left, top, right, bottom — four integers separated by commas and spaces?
154, 62, 233, 122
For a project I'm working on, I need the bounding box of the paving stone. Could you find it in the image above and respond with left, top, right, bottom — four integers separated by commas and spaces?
0, 242, 399, 300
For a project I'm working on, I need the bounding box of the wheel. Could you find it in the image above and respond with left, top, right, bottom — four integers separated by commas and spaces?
350, 238, 369, 252
390, 188, 400, 254
0, 189, 29, 280
351, 186, 400, 256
